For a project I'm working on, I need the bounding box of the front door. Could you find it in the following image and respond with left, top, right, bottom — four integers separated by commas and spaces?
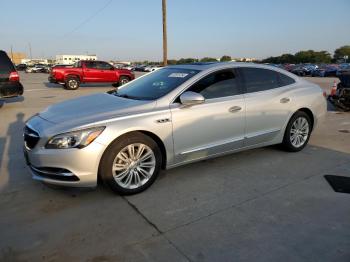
83, 61, 101, 82
95, 61, 117, 82
171, 69, 246, 164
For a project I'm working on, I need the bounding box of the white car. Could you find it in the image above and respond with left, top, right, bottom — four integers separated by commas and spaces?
144, 65, 161, 72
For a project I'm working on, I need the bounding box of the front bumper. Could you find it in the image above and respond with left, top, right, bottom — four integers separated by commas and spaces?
24, 141, 107, 187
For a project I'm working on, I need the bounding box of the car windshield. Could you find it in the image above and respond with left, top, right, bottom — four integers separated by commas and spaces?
114, 67, 200, 100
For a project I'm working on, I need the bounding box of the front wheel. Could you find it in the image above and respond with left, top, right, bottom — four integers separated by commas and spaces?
99, 132, 162, 195
282, 111, 311, 152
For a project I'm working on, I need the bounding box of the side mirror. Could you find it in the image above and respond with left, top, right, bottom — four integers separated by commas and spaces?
180, 91, 205, 106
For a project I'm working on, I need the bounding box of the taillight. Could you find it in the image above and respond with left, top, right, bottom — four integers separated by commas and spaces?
9, 71, 20, 82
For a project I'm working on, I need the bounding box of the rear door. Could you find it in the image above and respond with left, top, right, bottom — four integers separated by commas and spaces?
0, 50, 23, 97
239, 67, 296, 146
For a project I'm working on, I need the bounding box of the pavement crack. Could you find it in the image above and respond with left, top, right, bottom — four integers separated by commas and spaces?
122, 196, 192, 262
122, 196, 163, 234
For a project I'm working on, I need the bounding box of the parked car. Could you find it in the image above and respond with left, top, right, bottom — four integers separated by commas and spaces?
312, 65, 338, 77
16, 64, 27, 71
133, 64, 147, 72
25, 64, 48, 73
144, 65, 162, 72
291, 64, 317, 76
48, 60, 135, 90
122, 65, 135, 71
24, 62, 326, 194
0, 50, 24, 98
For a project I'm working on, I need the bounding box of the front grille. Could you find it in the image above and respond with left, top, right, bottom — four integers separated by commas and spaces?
24, 125, 40, 150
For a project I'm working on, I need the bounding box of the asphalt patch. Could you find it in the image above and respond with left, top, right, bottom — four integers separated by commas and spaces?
324, 175, 350, 194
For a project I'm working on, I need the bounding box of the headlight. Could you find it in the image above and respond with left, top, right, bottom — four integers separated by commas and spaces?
46, 127, 105, 149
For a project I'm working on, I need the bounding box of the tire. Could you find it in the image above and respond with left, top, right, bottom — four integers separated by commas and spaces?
65, 76, 80, 90
282, 111, 312, 152
99, 132, 162, 195
119, 76, 130, 86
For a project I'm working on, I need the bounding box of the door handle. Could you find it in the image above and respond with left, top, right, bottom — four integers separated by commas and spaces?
229, 106, 242, 113
280, 97, 290, 103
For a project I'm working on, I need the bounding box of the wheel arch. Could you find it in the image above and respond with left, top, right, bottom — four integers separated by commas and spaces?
296, 107, 314, 130
119, 75, 131, 81
97, 130, 167, 182
65, 74, 81, 82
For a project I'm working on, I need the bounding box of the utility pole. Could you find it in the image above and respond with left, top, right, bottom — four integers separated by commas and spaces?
162, 0, 167, 66
10, 45, 13, 62
28, 42, 32, 60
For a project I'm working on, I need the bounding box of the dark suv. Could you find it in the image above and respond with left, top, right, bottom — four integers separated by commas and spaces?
0, 50, 24, 98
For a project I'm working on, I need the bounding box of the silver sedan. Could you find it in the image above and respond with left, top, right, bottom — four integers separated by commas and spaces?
24, 62, 326, 194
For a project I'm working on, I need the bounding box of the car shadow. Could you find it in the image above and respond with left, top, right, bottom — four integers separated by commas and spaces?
44, 82, 62, 88
44, 82, 114, 89
0, 96, 25, 108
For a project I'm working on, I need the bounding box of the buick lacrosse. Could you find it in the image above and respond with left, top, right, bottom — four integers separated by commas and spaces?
24, 62, 326, 194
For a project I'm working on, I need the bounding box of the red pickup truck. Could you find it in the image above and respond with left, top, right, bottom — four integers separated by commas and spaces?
49, 60, 135, 90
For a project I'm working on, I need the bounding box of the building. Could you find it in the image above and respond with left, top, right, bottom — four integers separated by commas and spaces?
7, 52, 26, 65
56, 54, 97, 65
21, 58, 49, 65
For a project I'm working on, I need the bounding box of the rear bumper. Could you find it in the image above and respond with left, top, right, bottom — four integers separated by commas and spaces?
48, 76, 57, 83
0, 82, 23, 98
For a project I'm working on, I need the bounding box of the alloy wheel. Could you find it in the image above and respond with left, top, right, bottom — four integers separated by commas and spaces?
290, 117, 309, 148
69, 79, 78, 89
112, 143, 156, 189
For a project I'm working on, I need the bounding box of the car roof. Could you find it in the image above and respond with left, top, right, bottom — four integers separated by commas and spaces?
167, 61, 299, 81
168, 61, 286, 72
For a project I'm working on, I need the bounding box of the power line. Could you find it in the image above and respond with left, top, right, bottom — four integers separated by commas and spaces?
63, 0, 113, 37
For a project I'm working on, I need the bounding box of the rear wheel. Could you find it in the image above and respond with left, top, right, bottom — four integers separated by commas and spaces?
99, 132, 162, 195
65, 76, 80, 90
282, 111, 311, 152
119, 76, 130, 86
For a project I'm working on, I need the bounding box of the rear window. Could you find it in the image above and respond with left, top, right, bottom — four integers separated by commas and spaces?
241, 67, 279, 93
0, 51, 15, 75
278, 73, 295, 87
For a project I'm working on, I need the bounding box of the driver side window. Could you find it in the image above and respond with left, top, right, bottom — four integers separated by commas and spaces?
187, 69, 241, 99
96, 62, 113, 70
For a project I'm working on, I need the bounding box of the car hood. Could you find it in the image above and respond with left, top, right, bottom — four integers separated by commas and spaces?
39, 93, 156, 127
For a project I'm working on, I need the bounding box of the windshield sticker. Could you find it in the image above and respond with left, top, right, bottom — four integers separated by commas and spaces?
169, 73, 188, 78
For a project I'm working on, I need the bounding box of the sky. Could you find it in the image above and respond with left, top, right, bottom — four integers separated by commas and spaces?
1, 0, 349, 61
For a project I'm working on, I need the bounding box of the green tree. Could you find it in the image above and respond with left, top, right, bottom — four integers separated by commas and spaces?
294, 50, 331, 63
167, 59, 177, 65
220, 55, 232, 62
176, 58, 198, 64
334, 45, 350, 61
200, 57, 218, 62
279, 53, 295, 64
